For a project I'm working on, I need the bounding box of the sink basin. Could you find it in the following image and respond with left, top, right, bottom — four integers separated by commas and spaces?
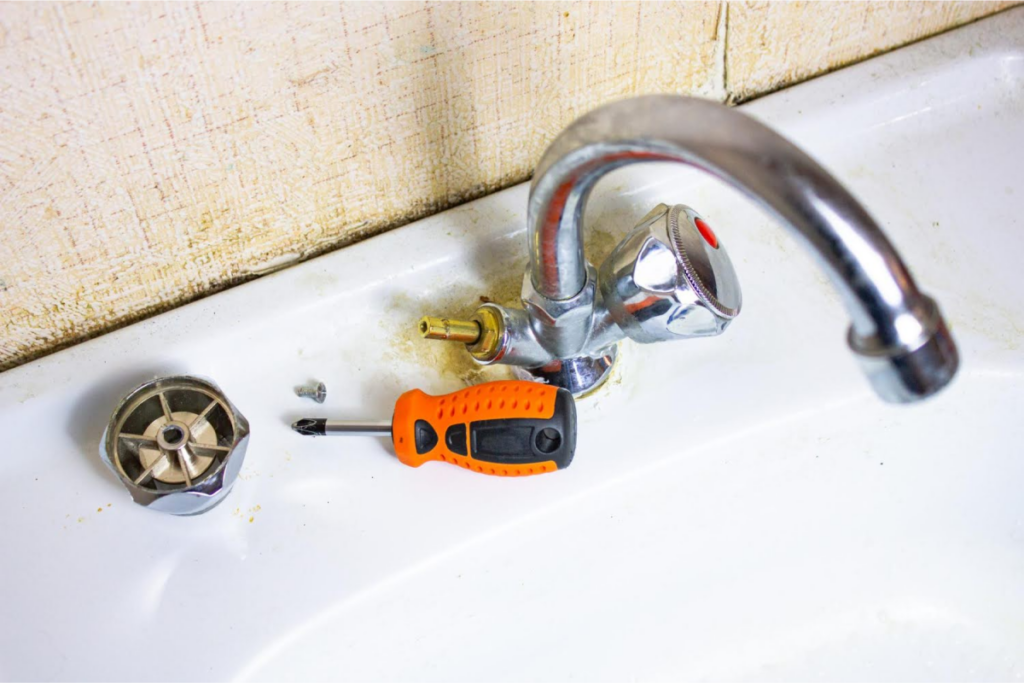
1, 9, 1022, 680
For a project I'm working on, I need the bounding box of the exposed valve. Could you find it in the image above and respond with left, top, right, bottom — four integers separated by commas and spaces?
418, 316, 481, 344
418, 203, 741, 396
418, 307, 509, 364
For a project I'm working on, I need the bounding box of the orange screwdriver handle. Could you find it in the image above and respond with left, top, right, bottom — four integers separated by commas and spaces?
391, 380, 576, 476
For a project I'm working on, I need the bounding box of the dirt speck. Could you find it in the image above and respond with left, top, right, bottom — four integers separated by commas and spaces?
238, 468, 260, 481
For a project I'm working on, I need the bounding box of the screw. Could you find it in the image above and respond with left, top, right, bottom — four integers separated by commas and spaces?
296, 381, 326, 404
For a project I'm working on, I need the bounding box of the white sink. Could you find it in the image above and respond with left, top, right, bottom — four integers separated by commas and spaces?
2, 9, 1022, 681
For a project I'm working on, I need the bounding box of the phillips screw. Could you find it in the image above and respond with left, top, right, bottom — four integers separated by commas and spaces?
296, 381, 327, 404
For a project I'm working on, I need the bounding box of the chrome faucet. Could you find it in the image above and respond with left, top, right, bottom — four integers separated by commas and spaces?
421, 95, 958, 401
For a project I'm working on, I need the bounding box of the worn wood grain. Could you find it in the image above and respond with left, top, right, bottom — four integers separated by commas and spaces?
0, 1, 1012, 371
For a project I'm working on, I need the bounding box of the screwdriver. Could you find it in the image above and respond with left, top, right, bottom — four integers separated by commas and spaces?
292, 380, 576, 476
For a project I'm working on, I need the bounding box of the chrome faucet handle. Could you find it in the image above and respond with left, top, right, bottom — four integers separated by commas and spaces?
598, 204, 741, 343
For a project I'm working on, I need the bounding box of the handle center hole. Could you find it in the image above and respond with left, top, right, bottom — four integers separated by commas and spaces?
161, 424, 185, 447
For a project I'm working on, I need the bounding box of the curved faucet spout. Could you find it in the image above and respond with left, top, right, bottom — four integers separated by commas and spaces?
527, 95, 957, 402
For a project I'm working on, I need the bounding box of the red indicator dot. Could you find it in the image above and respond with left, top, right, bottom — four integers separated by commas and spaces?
694, 218, 719, 249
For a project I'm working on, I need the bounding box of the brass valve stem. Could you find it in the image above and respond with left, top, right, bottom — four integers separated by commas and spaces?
418, 308, 506, 363
418, 316, 481, 344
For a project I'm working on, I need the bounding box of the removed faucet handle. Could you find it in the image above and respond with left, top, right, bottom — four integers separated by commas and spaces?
599, 204, 742, 343
101, 375, 251, 515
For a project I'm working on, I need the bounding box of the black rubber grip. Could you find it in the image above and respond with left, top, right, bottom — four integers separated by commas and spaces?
414, 419, 438, 454
468, 387, 576, 469
444, 423, 468, 455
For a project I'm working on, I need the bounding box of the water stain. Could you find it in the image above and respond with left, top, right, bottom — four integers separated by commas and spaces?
586, 227, 620, 269
382, 286, 515, 391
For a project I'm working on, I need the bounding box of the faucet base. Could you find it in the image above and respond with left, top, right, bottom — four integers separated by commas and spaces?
513, 345, 618, 398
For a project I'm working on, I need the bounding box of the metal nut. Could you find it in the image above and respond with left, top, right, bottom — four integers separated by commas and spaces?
521, 263, 598, 357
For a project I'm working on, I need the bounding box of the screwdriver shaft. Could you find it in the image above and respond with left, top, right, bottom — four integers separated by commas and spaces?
292, 418, 391, 437
325, 420, 391, 436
